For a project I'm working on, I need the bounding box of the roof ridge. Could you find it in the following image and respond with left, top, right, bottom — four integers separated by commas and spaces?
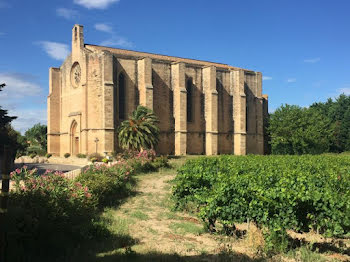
85, 44, 240, 69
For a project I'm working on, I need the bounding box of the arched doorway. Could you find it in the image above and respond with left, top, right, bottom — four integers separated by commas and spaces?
71, 121, 79, 155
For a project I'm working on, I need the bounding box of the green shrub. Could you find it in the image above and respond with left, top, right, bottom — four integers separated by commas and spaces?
7, 168, 98, 259
76, 162, 135, 207
172, 155, 350, 253
64, 153, 70, 158
29, 153, 36, 159
77, 153, 87, 158
128, 158, 155, 173
45, 153, 52, 158
88, 152, 103, 162
102, 158, 109, 163
151, 156, 170, 169
27, 145, 47, 157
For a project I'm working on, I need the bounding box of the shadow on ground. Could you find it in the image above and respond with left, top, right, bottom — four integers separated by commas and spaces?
90, 252, 266, 262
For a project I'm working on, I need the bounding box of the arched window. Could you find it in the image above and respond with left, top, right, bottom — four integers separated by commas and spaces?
118, 73, 126, 120
186, 79, 193, 122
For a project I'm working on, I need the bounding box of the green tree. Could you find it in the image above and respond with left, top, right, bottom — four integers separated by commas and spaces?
24, 123, 47, 155
0, 83, 16, 129
311, 94, 350, 152
0, 83, 19, 158
268, 104, 333, 154
117, 105, 160, 151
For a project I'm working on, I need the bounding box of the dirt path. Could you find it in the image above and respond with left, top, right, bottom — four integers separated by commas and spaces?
106, 159, 261, 260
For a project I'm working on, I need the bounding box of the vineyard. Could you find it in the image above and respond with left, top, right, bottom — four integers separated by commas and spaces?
172, 155, 350, 253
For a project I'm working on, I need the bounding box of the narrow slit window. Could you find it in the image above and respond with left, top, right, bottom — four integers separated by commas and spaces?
118, 73, 126, 120
186, 79, 193, 122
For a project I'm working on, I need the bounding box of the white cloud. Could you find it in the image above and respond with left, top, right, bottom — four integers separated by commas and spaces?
262, 76, 272, 81
0, 73, 42, 98
10, 108, 47, 134
100, 36, 133, 48
74, 0, 119, 9
37, 41, 70, 60
56, 7, 79, 20
95, 23, 113, 33
304, 57, 320, 63
337, 87, 350, 95
95, 23, 133, 48
0, 73, 46, 133
287, 78, 296, 83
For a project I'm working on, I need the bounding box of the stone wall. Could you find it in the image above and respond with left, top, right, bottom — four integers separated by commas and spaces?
47, 24, 268, 157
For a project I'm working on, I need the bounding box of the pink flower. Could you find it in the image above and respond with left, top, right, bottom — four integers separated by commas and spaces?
44, 169, 52, 175
84, 186, 88, 193
85, 193, 92, 198
15, 168, 21, 174
23, 165, 27, 170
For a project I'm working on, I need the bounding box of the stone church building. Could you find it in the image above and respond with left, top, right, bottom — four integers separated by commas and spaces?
47, 25, 268, 157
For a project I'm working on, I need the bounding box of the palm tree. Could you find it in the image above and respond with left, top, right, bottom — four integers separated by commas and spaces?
117, 105, 160, 151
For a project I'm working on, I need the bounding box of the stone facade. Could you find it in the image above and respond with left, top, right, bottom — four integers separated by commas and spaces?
47, 25, 268, 157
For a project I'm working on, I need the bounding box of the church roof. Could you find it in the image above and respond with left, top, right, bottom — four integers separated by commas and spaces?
85, 44, 243, 71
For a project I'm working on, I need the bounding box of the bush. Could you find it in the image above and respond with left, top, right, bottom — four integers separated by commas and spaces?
64, 153, 70, 158
29, 153, 36, 159
27, 145, 47, 157
45, 153, 52, 158
77, 153, 87, 158
88, 152, 103, 162
126, 150, 156, 173
7, 167, 98, 259
102, 158, 109, 163
76, 161, 134, 207
172, 155, 350, 253
151, 156, 170, 169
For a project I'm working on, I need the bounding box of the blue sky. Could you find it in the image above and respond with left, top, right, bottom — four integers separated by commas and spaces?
1, 0, 349, 133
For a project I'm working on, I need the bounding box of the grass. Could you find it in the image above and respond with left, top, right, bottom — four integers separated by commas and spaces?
169, 221, 205, 235
286, 246, 331, 262
130, 210, 149, 220
157, 211, 181, 220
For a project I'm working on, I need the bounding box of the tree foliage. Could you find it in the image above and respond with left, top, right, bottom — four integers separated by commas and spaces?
0, 83, 17, 129
268, 94, 350, 154
268, 104, 333, 154
117, 105, 160, 151
25, 123, 47, 151
311, 94, 350, 152
0, 83, 20, 158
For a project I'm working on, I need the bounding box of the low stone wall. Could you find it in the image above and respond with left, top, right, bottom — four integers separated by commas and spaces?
15, 156, 48, 164
63, 165, 88, 180
48, 156, 89, 166
15, 156, 89, 166
1, 165, 90, 191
